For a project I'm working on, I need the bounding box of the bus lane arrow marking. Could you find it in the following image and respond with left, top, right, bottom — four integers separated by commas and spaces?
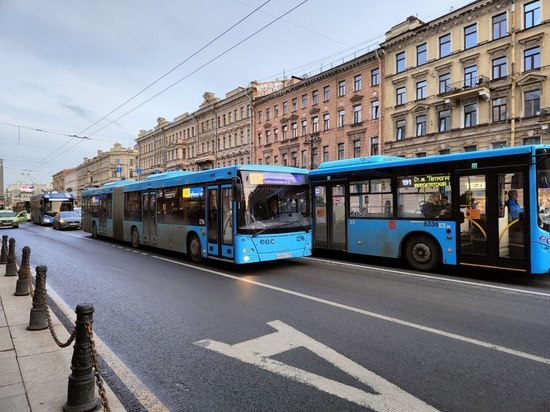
195, 320, 437, 411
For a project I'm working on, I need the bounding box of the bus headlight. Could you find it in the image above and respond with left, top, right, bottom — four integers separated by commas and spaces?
243, 256, 250, 262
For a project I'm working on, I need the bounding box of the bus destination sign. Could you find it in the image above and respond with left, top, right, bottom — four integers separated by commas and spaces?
399, 174, 450, 189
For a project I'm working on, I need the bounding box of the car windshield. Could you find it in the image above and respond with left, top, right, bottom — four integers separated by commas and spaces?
59, 211, 80, 218
0, 210, 16, 218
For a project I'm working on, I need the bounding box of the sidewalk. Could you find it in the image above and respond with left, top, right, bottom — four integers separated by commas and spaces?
0, 263, 126, 412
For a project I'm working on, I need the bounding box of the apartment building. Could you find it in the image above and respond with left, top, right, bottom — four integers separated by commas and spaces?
380, 0, 549, 157
76, 143, 138, 201
52, 168, 77, 193
253, 51, 382, 169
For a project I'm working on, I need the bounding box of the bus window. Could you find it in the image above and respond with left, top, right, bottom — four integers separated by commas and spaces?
397, 173, 451, 219
537, 153, 550, 232
350, 178, 392, 218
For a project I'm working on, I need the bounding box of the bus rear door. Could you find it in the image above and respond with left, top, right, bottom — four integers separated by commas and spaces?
207, 184, 234, 260
312, 182, 347, 251
457, 169, 528, 273
142, 192, 157, 246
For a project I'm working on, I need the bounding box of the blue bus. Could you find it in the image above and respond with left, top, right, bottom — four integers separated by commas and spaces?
81, 165, 312, 264
309, 145, 550, 275
30, 192, 75, 225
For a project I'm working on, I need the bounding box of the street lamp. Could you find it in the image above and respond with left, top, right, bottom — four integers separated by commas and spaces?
304, 132, 321, 170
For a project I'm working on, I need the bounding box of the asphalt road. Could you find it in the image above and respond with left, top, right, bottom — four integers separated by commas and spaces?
6, 223, 550, 411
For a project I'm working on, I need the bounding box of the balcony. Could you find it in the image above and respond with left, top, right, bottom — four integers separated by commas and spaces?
440, 76, 490, 103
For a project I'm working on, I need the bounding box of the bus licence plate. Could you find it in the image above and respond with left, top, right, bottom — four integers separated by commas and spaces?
276, 253, 292, 259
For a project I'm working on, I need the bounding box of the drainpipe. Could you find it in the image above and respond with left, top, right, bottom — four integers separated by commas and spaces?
375, 48, 384, 154
510, 0, 517, 147
245, 85, 254, 163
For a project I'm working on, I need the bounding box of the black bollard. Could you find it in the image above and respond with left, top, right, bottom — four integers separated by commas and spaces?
15, 246, 32, 296
27, 266, 48, 330
5, 238, 17, 276
0, 235, 7, 264
63, 304, 100, 412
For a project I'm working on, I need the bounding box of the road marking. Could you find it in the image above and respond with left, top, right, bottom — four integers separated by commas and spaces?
306, 257, 550, 298
155, 255, 550, 366
44, 281, 169, 411
196, 320, 437, 411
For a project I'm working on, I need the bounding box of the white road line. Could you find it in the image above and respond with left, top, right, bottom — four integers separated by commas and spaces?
44, 280, 169, 411
154, 255, 550, 366
306, 257, 550, 298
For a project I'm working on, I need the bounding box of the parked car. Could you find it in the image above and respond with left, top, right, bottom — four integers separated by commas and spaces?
53, 211, 82, 230
0, 209, 19, 229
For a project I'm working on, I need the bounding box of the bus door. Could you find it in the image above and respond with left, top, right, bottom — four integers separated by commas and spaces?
312, 182, 347, 251
142, 192, 157, 246
457, 169, 527, 272
98, 195, 108, 234
207, 184, 234, 260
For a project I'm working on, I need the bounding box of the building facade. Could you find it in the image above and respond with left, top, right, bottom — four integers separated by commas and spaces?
52, 168, 77, 194
253, 51, 382, 169
380, 0, 549, 157
76, 143, 138, 201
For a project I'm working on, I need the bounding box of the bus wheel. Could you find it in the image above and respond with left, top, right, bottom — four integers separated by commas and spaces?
91, 222, 98, 239
188, 234, 202, 263
404, 235, 440, 272
131, 228, 140, 249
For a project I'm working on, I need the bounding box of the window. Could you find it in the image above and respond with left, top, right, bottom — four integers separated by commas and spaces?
266, 108, 270, 120
312, 147, 319, 168
464, 103, 477, 127
371, 100, 379, 120
291, 151, 297, 167
371, 68, 380, 86
464, 65, 478, 87
301, 120, 307, 136
370, 137, 379, 155
439, 109, 451, 132
524, 89, 540, 117
338, 80, 346, 96
282, 125, 288, 140
396, 51, 406, 73
323, 146, 329, 162
353, 140, 361, 158
396, 86, 406, 105
524, 1, 541, 29
282, 153, 288, 166
274, 128, 279, 142
416, 152, 427, 158
464, 24, 477, 49
439, 72, 451, 94
266, 130, 271, 144
524, 136, 541, 145
464, 145, 477, 152
301, 151, 307, 167
350, 179, 393, 218
492, 97, 507, 122
274, 105, 279, 117
417, 43, 427, 66
312, 116, 319, 133
396, 119, 406, 140
337, 143, 345, 160
257, 132, 262, 146
323, 113, 330, 130
416, 80, 427, 100
354, 75, 362, 91
493, 12, 507, 39
416, 115, 426, 136
323, 86, 330, 101
258, 111, 262, 123
439, 149, 451, 155
301, 94, 307, 109
492, 56, 507, 79
292, 98, 297, 112
492, 141, 507, 149
353, 105, 362, 124
283, 101, 288, 114
338, 109, 345, 127
291, 122, 298, 138
439, 34, 451, 58
312, 90, 319, 105
524, 47, 541, 71
397, 174, 450, 219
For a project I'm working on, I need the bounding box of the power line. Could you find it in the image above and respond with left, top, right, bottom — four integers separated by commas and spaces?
87, 0, 309, 138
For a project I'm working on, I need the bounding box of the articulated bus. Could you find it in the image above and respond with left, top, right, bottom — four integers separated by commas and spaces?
309, 145, 550, 275
81, 165, 312, 264
30, 192, 75, 225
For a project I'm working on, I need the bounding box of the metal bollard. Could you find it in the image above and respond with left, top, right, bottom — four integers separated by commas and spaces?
5, 238, 17, 276
27, 266, 48, 330
0, 235, 7, 264
63, 304, 100, 412
15, 246, 32, 296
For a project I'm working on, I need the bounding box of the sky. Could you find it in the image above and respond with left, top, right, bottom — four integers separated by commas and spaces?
0, 0, 472, 188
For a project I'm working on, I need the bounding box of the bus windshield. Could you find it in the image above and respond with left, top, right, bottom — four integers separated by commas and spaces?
237, 171, 310, 235
537, 149, 550, 233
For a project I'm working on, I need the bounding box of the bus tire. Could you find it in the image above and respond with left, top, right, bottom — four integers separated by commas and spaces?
188, 234, 202, 263
404, 235, 441, 272
131, 227, 140, 249
92, 222, 98, 239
